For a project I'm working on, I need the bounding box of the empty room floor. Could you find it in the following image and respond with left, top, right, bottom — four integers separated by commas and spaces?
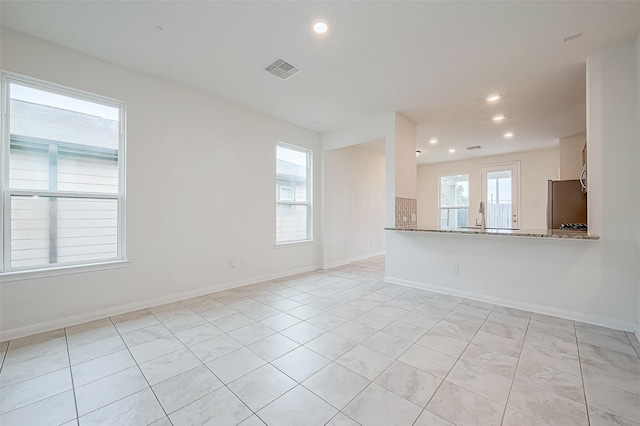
1, 256, 639, 426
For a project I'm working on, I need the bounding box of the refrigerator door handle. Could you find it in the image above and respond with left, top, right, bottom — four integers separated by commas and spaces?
579, 166, 587, 193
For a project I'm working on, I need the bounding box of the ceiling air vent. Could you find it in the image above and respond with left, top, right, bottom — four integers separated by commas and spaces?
265, 59, 301, 80
466, 145, 482, 150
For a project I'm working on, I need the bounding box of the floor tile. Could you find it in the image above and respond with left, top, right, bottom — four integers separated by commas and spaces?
211, 313, 255, 333
4, 331, 67, 367
188, 298, 224, 313
447, 360, 512, 405
480, 320, 526, 342
120, 324, 172, 347
520, 340, 581, 377
229, 323, 275, 345
458, 342, 518, 378
515, 358, 585, 403
375, 360, 441, 406
413, 409, 455, 426
396, 311, 440, 330
399, 344, 456, 379
578, 342, 640, 373
257, 385, 338, 426
303, 363, 370, 409
174, 323, 223, 346
272, 346, 331, 382
427, 381, 505, 426
260, 313, 302, 331
587, 406, 640, 426
229, 364, 296, 411
268, 299, 303, 311
69, 336, 126, 365
486, 311, 529, 329
430, 318, 481, 343
199, 306, 238, 322
138, 347, 201, 385
169, 385, 251, 425
128, 335, 185, 364
471, 330, 523, 357
492, 306, 531, 319
343, 383, 422, 426
111, 310, 160, 334
352, 312, 394, 330
336, 345, 394, 380
452, 304, 491, 320
66, 319, 119, 349
75, 366, 148, 416
188, 334, 243, 363
152, 364, 223, 414
79, 388, 164, 426
279, 322, 325, 344
528, 319, 576, 342
0, 350, 69, 388
575, 322, 630, 340
206, 347, 266, 383
229, 298, 264, 312
162, 314, 207, 334
71, 349, 135, 387
244, 305, 281, 321
416, 331, 468, 358
287, 305, 325, 320
325, 412, 360, 426
0, 389, 75, 426
332, 321, 377, 343
581, 357, 640, 394
247, 333, 299, 361
507, 381, 588, 426
584, 379, 640, 423
0, 368, 72, 414
501, 408, 549, 426
306, 312, 348, 331
577, 330, 637, 355
239, 415, 266, 425
382, 321, 428, 343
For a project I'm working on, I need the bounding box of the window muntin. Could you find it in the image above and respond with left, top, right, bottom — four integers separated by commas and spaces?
439, 174, 469, 229
2, 74, 125, 272
276, 144, 311, 244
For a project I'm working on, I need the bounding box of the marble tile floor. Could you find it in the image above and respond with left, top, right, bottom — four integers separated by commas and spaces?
1, 256, 639, 426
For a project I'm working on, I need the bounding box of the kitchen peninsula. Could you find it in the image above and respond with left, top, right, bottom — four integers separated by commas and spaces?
385, 226, 599, 240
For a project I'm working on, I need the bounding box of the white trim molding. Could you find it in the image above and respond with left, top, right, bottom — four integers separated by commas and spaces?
322, 251, 385, 270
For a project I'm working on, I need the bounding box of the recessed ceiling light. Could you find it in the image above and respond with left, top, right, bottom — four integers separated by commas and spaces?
487, 94, 500, 102
429, 138, 438, 145
504, 132, 514, 138
493, 114, 505, 122
312, 20, 329, 35
416, 150, 422, 157
448, 148, 456, 153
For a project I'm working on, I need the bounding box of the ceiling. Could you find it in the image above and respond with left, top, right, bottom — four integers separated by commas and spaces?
2, 1, 640, 164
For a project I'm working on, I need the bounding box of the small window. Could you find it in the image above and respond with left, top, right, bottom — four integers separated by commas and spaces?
276, 143, 311, 244
1, 73, 126, 272
439, 174, 469, 229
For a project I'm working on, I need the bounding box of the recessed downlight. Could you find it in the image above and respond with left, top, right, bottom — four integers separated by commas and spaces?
448, 148, 456, 153
429, 138, 438, 145
503, 132, 514, 138
493, 114, 505, 122
312, 20, 329, 35
487, 94, 500, 102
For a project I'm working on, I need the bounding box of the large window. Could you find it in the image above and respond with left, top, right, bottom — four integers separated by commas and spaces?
1, 74, 126, 272
276, 143, 311, 244
439, 174, 469, 229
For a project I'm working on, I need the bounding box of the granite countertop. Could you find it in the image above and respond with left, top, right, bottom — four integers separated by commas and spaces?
385, 226, 599, 240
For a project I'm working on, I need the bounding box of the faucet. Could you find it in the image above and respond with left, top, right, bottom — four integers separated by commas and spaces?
477, 201, 486, 231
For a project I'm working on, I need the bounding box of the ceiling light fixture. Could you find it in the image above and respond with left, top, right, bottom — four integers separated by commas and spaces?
429, 138, 438, 145
493, 114, 505, 122
416, 150, 422, 157
312, 20, 329, 35
504, 132, 514, 138
487, 94, 500, 102
448, 148, 456, 153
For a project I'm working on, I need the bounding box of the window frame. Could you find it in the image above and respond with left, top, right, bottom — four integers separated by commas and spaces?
0, 72, 127, 274
275, 142, 312, 245
438, 173, 470, 229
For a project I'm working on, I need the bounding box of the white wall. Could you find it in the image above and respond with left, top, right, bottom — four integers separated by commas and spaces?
387, 42, 638, 331
636, 32, 640, 337
417, 148, 559, 230
559, 133, 586, 180
323, 145, 385, 268
0, 29, 322, 339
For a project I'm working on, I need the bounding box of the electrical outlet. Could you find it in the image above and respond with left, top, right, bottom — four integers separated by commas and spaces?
450, 263, 459, 274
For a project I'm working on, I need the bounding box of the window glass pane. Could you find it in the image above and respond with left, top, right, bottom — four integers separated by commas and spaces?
10, 195, 118, 268
440, 174, 469, 207
276, 146, 308, 202
9, 82, 119, 193
486, 170, 512, 228
276, 204, 308, 243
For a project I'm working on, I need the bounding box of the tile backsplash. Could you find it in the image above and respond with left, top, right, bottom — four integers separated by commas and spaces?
395, 197, 417, 228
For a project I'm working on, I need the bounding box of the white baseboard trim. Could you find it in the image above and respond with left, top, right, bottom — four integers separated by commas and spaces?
385, 276, 637, 333
322, 251, 385, 270
0, 265, 320, 342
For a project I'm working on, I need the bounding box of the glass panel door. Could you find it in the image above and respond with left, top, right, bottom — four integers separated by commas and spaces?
481, 163, 519, 229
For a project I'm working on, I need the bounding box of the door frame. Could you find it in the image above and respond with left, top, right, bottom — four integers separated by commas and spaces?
480, 161, 521, 229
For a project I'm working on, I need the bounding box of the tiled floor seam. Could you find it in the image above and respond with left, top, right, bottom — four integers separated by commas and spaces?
64, 328, 81, 425
497, 316, 530, 426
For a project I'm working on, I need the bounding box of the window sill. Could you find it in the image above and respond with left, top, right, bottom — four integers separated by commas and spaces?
0, 260, 130, 283
275, 240, 316, 248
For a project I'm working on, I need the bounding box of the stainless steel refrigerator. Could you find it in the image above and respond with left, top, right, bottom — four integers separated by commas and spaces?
547, 179, 587, 229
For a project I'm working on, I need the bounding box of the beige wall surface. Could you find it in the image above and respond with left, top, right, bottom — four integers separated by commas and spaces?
559, 132, 586, 180
417, 148, 559, 230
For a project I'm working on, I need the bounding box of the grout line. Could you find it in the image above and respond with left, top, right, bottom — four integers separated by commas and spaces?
575, 321, 592, 426
498, 314, 530, 426
64, 328, 81, 424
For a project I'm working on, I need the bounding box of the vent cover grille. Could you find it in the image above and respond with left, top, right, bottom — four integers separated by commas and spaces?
265, 59, 301, 80
466, 145, 482, 150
